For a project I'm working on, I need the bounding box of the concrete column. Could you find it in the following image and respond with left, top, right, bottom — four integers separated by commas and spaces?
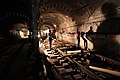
31, 0, 44, 80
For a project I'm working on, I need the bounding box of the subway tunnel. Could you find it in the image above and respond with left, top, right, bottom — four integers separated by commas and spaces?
0, 0, 120, 80
39, 0, 120, 56
0, 0, 30, 36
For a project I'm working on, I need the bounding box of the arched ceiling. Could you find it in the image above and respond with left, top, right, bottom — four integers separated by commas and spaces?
39, 13, 75, 31
38, 0, 105, 32
0, 0, 106, 36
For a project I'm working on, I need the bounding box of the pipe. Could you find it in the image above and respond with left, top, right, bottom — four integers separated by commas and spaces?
89, 66, 120, 77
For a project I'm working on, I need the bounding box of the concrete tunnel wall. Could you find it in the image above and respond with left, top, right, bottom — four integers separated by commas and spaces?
61, 0, 120, 56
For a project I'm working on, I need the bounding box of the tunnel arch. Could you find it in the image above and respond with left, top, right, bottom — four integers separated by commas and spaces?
39, 3, 74, 18
38, 0, 105, 33
38, 2, 77, 34
0, 0, 31, 37
38, 12, 76, 34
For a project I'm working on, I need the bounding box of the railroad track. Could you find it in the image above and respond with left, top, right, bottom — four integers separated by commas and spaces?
0, 39, 28, 79
44, 47, 120, 80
